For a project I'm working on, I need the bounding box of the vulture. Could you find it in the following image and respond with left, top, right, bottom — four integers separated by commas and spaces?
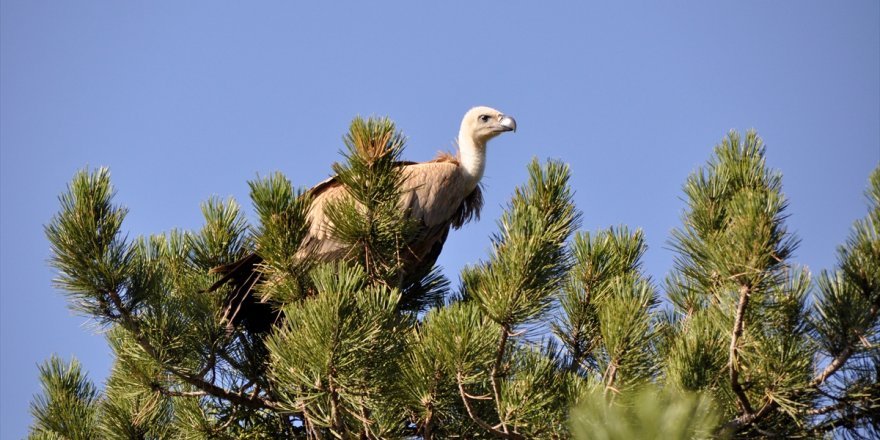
210, 106, 517, 332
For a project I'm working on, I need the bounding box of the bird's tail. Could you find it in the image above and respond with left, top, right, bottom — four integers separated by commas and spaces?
206, 253, 278, 333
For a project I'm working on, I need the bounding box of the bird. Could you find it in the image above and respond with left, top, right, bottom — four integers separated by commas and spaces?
209, 106, 517, 333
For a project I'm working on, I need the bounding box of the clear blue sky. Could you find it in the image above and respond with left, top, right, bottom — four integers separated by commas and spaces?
1, 1, 877, 437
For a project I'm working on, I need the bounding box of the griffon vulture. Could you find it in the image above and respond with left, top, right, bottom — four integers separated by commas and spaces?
210, 106, 516, 332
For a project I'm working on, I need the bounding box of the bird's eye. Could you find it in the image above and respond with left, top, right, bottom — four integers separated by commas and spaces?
479, 115, 490, 123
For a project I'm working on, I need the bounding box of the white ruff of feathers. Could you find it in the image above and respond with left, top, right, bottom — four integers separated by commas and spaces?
457, 129, 486, 193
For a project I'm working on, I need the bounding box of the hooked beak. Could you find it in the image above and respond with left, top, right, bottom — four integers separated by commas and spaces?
496, 115, 517, 133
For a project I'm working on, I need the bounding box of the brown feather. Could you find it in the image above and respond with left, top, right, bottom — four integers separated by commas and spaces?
432, 151, 459, 164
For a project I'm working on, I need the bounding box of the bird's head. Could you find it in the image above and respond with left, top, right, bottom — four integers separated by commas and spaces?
460, 106, 517, 146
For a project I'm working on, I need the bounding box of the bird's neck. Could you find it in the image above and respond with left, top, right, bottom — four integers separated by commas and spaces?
457, 132, 486, 192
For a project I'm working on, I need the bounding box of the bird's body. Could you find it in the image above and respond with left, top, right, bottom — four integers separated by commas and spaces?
211, 107, 516, 332
298, 156, 483, 263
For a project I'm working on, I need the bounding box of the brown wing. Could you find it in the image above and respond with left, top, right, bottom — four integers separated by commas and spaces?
210, 160, 482, 331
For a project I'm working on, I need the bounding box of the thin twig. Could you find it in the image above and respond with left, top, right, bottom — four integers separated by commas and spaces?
354, 398, 375, 439
423, 401, 434, 440
327, 371, 344, 435
301, 401, 321, 440
806, 400, 848, 416
491, 324, 511, 434
456, 372, 525, 440
718, 397, 774, 435
810, 304, 879, 389
811, 347, 853, 388
603, 361, 619, 397
806, 407, 872, 436
810, 304, 876, 388
215, 404, 242, 433
154, 387, 208, 398
729, 284, 754, 415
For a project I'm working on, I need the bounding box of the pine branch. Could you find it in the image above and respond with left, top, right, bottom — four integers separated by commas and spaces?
325, 116, 415, 288
729, 284, 754, 415
721, 334, 878, 437
807, 406, 878, 437
806, 400, 848, 416
465, 159, 579, 326
327, 373, 344, 436
300, 401, 321, 440
718, 397, 775, 435
29, 356, 100, 439
456, 373, 525, 440
604, 361, 619, 396
491, 325, 511, 434
422, 399, 435, 440
812, 303, 878, 388
154, 388, 209, 398
105, 288, 279, 411
804, 380, 879, 437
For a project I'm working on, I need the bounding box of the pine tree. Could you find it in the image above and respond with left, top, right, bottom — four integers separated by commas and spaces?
663, 132, 879, 438
33, 121, 879, 439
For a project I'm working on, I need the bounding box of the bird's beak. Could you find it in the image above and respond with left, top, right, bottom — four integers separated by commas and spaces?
496, 115, 517, 133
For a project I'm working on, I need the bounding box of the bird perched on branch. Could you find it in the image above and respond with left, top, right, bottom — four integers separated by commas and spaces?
209, 106, 517, 332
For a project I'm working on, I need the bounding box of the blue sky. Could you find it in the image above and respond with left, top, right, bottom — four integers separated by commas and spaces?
1, 1, 877, 436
